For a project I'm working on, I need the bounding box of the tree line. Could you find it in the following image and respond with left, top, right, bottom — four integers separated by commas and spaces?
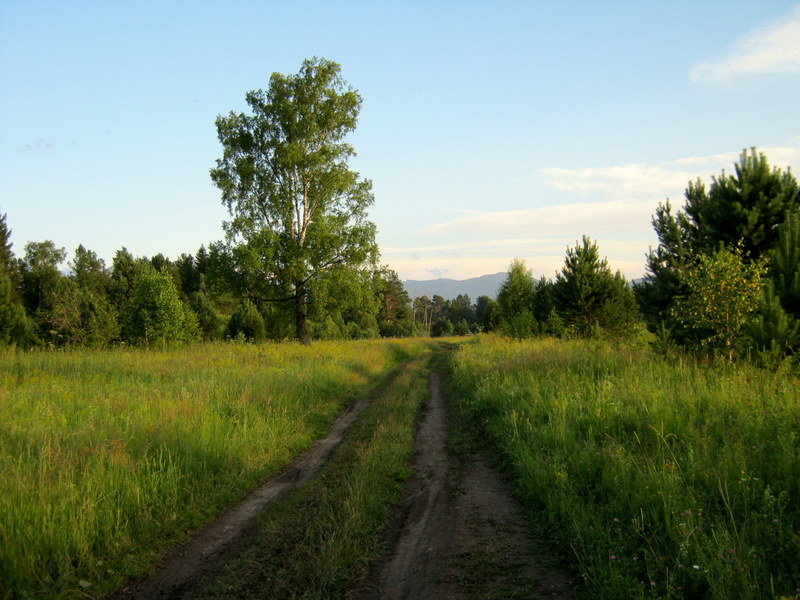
2, 55, 798, 359
1, 146, 797, 357
0, 220, 421, 346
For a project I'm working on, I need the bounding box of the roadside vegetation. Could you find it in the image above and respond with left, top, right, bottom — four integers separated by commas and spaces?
450, 335, 800, 599
0, 338, 431, 599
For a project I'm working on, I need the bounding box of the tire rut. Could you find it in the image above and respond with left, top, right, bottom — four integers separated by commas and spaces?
359, 372, 577, 600
113, 397, 370, 600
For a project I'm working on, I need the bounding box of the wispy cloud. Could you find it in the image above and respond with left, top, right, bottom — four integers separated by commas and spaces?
422, 200, 655, 237
689, 5, 800, 84
537, 146, 800, 201
383, 238, 648, 257
16, 138, 54, 152
538, 164, 695, 199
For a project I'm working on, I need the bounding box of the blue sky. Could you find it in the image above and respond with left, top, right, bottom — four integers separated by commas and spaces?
2, 1, 799, 281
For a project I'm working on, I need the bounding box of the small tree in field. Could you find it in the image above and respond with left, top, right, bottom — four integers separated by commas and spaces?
674, 246, 767, 361
123, 266, 198, 345
554, 236, 637, 337
497, 259, 535, 337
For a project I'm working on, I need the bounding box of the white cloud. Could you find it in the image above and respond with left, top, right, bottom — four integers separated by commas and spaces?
422, 200, 655, 237
383, 237, 648, 257
536, 146, 800, 202
689, 5, 800, 84
538, 164, 695, 198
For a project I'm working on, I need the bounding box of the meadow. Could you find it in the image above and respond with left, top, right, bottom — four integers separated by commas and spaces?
449, 336, 800, 600
0, 338, 433, 599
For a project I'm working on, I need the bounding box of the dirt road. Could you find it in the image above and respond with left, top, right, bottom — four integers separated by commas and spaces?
114, 398, 370, 600
359, 373, 576, 599
115, 368, 576, 599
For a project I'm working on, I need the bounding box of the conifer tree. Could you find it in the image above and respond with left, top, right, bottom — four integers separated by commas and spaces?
638, 149, 799, 333
682, 149, 799, 257
71, 245, 110, 296
769, 212, 800, 319
109, 248, 137, 310
554, 236, 637, 337
0, 212, 14, 274
226, 299, 266, 342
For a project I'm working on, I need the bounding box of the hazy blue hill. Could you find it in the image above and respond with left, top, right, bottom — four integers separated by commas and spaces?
402, 272, 506, 300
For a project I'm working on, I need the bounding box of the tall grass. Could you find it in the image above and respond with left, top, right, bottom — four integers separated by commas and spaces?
450, 336, 800, 599
0, 339, 431, 600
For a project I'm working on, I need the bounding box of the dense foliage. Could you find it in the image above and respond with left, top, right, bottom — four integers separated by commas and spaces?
0, 216, 416, 347
637, 149, 800, 360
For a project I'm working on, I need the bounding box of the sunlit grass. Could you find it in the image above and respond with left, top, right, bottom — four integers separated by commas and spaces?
0, 338, 432, 600
450, 335, 800, 600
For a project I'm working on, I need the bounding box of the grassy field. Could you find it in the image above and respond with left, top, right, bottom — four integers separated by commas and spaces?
449, 336, 800, 600
0, 338, 433, 600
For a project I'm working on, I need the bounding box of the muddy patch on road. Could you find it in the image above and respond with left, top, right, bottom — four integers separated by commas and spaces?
358, 373, 577, 600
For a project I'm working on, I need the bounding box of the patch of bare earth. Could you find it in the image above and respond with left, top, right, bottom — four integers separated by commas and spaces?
357, 373, 577, 600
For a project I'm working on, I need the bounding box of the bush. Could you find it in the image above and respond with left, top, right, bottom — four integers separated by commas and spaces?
123, 266, 198, 345
226, 299, 266, 342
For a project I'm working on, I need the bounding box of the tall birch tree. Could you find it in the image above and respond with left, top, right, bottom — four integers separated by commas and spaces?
211, 57, 377, 343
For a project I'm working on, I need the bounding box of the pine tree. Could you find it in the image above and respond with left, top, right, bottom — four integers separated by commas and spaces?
746, 282, 799, 358
226, 299, 266, 342
638, 149, 799, 333
769, 212, 800, 319
0, 212, 14, 274
71, 245, 110, 296
109, 248, 137, 311
554, 236, 637, 337
683, 149, 799, 257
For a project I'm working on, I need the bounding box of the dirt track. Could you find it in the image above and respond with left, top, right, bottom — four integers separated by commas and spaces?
358, 373, 576, 600
114, 398, 370, 600
115, 368, 576, 599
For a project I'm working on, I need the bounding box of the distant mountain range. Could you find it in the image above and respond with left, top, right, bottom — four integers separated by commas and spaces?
402, 272, 506, 300
402, 273, 646, 300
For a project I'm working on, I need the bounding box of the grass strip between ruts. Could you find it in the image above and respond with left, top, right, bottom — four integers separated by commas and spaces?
196, 352, 435, 600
